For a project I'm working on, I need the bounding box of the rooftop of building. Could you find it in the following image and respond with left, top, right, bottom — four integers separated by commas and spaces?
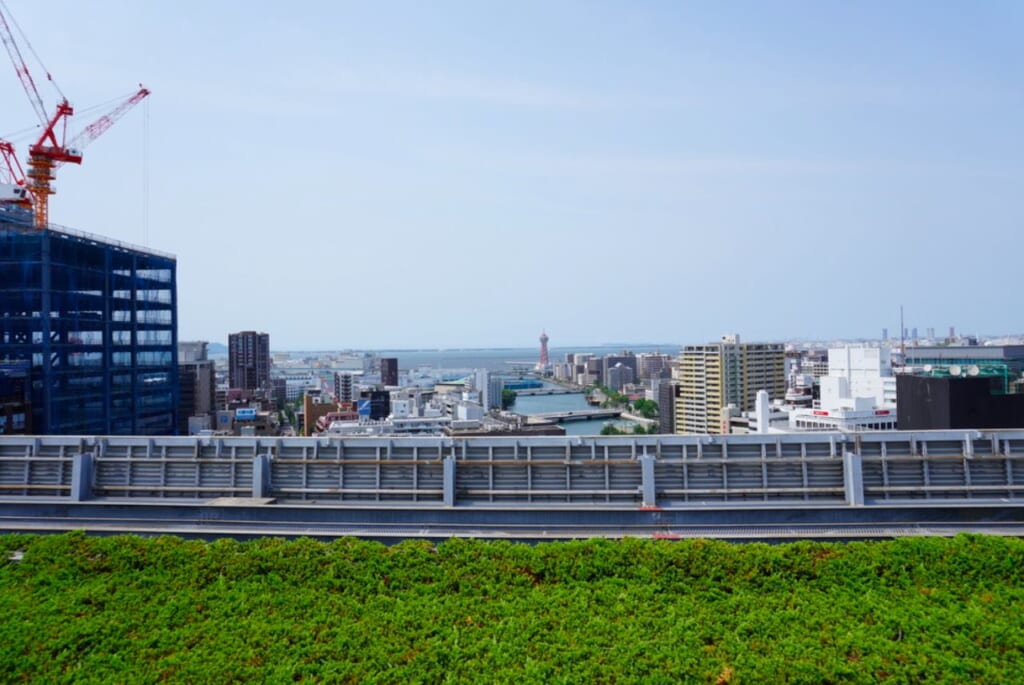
1, 205, 175, 261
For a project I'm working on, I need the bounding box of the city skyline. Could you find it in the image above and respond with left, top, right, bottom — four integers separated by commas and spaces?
1, 1, 1020, 348
200, 328, 1024, 355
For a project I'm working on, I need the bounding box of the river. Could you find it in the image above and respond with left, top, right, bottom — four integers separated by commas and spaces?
510, 390, 638, 436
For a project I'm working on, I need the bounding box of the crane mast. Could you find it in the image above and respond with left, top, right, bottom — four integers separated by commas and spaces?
25, 99, 75, 228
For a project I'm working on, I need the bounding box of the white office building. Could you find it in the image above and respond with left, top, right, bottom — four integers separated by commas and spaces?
789, 346, 898, 431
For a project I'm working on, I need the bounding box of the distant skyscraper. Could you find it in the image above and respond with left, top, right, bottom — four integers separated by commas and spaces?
380, 357, 399, 386
537, 330, 550, 370
228, 331, 270, 391
882, 328, 888, 341
911, 327, 918, 341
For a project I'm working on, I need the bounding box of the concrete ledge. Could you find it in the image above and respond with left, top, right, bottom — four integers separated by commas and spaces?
206, 497, 276, 506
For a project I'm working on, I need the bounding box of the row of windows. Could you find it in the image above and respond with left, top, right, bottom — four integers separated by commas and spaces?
793, 419, 897, 431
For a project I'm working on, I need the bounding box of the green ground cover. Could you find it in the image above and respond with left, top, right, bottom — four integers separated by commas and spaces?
1, 533, 1022, 683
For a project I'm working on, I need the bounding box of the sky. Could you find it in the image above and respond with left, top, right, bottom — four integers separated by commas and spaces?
1, 1, 1021, 349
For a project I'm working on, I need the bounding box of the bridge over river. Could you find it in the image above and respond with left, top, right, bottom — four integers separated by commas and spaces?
526, 408, 621, 423
513, 387, 580, 396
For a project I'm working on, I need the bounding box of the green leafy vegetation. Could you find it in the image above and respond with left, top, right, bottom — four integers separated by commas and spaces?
280, 400, 298, 430
2, 533, 1023, 683
501, 388, 517, 409
632, 398, 659, 419
593, 384, 629, 408
600, 423, 653, 435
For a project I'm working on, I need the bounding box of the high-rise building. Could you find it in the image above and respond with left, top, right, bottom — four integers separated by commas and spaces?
178, 360, 216, 434
606, 363, 634, 392
0, 362, 31, 435
228, 331, 270, 391
637, 352, 671, 380
602, 353, 637, 385
272, 377, 287, 410
178, 341, 208, 363
334, 371, 354, 403
380, 357, 399, 386
1, 212, 179, 434
487, 374, 504, 410
657, 380, 677, 434
475, 369, 491, 411
674, 334, 785, 434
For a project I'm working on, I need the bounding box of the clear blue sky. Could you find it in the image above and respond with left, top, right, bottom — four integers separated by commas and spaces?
2, 1, 1021, 349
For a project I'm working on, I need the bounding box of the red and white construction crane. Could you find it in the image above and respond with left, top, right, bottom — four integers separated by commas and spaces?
0, 1, 149, 228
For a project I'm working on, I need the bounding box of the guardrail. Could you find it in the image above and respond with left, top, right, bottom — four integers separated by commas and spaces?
2, 431, 1023, 508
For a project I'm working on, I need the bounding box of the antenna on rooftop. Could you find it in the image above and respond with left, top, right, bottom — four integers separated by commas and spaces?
899, 305, 906, 363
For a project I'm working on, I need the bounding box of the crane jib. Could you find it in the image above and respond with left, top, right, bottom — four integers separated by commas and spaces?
0, 2, 149, 229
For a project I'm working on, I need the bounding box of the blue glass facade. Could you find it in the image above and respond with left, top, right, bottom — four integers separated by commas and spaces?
0, 207, 178, 435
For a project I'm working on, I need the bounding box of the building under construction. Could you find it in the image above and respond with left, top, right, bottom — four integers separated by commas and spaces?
0, 205, 178, 434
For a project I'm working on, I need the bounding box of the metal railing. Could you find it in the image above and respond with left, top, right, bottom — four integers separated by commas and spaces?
2, 430, 1023, 507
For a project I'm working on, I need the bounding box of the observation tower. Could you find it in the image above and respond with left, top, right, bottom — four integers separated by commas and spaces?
537, 330, 550, 371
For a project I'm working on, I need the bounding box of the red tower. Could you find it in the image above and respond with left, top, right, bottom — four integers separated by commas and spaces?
537, 330, 550, 370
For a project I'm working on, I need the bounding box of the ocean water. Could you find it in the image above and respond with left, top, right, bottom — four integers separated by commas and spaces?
375, 344, 679, 373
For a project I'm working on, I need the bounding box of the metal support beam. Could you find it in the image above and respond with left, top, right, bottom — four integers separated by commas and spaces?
639, 455, 657, 508
443, 455, 456, 507
70, 452, 94, 502
843, 450, 864, 507
252, 453, 271, 498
